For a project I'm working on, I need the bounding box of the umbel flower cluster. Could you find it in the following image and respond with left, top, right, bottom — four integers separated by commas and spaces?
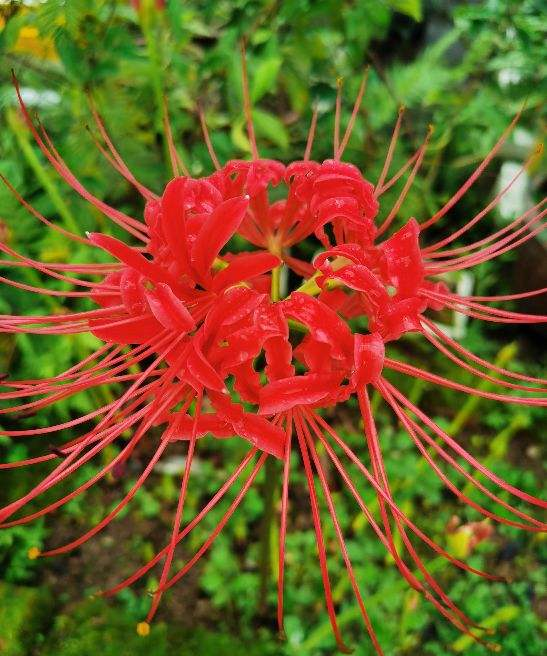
1, 63, 546, 653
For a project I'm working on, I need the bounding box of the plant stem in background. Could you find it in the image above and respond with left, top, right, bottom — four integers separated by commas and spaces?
137, 1, 179, 178
448, 342, 518, 435
258, 257, 283, 613
258, 456, 278, 614
6, 109, 80, 235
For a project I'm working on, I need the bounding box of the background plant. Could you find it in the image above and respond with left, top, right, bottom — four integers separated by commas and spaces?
0, 1, 545, 654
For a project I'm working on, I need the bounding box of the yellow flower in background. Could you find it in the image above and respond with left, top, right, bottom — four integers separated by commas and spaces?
13, 25, 58, 60
0, 14, 58, 61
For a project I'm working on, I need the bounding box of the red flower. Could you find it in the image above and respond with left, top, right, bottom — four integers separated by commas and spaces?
1, 65, 545, 654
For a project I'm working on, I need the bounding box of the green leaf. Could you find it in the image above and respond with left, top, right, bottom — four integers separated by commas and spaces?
388, 0, 422, 22
251, 57, 281, 102
230, 116, 251, 153
252, 109, 289, 151
451, 605, 521, 652
54, 28, 87, 81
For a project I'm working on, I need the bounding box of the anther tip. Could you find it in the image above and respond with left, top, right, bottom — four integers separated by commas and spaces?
136, 622, 150, 637
28, 546, 41, 560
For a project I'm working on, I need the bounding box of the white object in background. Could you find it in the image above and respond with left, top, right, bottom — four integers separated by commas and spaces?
17, 87, 60, 108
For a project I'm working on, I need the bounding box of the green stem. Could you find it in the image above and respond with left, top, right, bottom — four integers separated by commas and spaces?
416, 342, 520, 474
270, 264, 281, 302
6, 109, 80, 235
138, 0, 184, 177
447, 342, 518, 435
257, 251, 284, 611
295, 255, 350, 297
258, 456, 278, 614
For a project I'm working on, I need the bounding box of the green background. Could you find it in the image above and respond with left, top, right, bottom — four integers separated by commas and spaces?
0, 1, 545, 654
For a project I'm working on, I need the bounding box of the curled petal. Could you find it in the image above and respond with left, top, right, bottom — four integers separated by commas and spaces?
88, 233, 172, 284
351, 333, 385, 387
374, 297, 426, 341
191, 196, 249, 280
168, 413, 234, 440
379, 218, 424, 297
212, 252, 281, 293
264, 335, 294, 381
282, 292, 353, 360
120, 268, 148, 315
204, 287, 266, 337
210, 391, 286, 458
186, 340, 225, 391
145, 283, 195, 333
89, 315, 163, 344
160, 177, 190, 269
259, 373, 343, 415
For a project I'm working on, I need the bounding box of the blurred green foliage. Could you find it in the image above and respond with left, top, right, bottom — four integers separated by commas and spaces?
0, 0, 545, 654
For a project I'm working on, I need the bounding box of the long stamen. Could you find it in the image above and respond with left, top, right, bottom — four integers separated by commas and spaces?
146, 391, 202, 623
0, 332, 177, 523
197, 103, 221, 170
0, 174, 91, 245
305, 408, 499, 638
421, 324, 547, 392
385, 358, 547, 409
377, 124, 433, 236
333, 77, 343, 158
303, 107, 318, 161
386, 384, 547, 509
300, 411, 384, 654
336, 67, 370, 160
420, 317, 547, 386
86, 94, 157, 200
424, 145, 544, 253
100, 448, 258, 598
294, 411, 351, 653
277, 411, 293, 638
15, 88, 149, 239
33, 391, 191, 545
310, 411, 503, 581
162, 95, 189, 176
158, 453, 267, 593
375, 105, 405, 194
379, 379, 544, 531
420, 108, 524, 231
360, 387, 485, 632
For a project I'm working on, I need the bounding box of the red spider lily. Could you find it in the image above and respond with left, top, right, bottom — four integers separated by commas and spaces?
1, 58, 546, 654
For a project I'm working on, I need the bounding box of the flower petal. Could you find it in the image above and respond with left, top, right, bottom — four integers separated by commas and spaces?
351, 332, 385, 387
191, 196, 249, 280
160, 177, 190, 269
88, 233, 171, 284
259, 373, 342, 414
212, 252, 280, 293
145, 283, 195, 332
89, 315, 163, 344
282, 292, 353, 360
